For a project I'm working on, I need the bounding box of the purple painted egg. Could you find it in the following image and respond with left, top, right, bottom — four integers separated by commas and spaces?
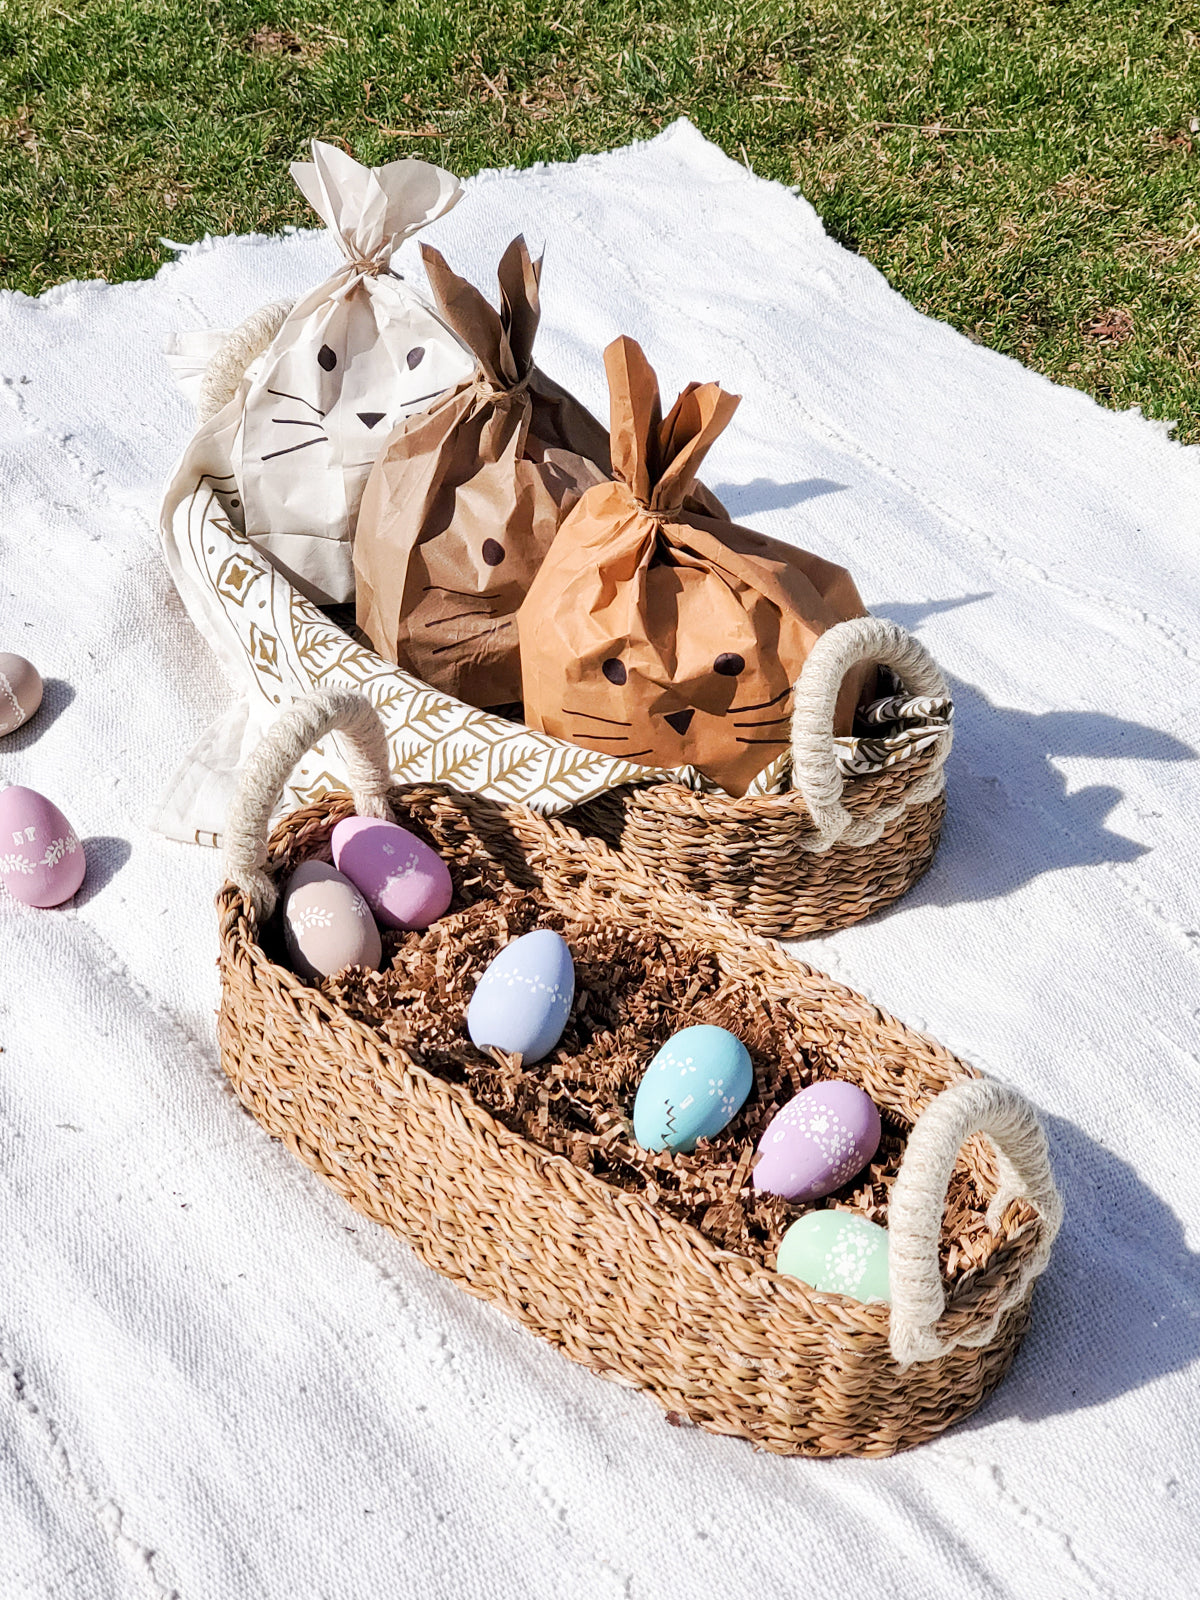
0, 653, 43, 736
0, 785, 86, 907
282, 859, 382, 982
752, 1080, 881, 1203
331, 814, 452, 930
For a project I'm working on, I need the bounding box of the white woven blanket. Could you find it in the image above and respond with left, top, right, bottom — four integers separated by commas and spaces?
1, 120, 1198, 1599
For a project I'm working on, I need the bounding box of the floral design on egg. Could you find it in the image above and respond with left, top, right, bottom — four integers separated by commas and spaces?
825, 1225, 882, 1289
288, 905, 336, 933
41, 837, 77, 868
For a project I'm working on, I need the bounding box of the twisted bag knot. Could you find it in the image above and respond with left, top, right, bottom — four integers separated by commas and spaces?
346, 253, 391, 278
620, 492, 684, 525
472, 368, 534, 407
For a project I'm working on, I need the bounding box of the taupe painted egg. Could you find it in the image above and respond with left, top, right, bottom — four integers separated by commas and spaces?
0, 653, 43, 737
281, 859, 382, 982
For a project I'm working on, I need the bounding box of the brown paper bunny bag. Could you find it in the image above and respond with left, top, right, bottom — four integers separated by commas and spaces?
354, 235, 611, 707
517, 337, 873, 797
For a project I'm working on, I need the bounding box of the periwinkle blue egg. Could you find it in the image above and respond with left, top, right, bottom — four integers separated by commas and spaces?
467, 929, 575, 1064
633, 1024, 753, 1153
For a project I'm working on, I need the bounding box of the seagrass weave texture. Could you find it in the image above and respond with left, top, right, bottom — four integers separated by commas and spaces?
215, 694, 1059, 1459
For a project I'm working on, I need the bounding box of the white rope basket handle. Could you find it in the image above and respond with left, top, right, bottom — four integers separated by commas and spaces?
887, 1078, 1063, 1368
223, 689, 394, 922
789, 616, 953, 852
197, 299, 295, 424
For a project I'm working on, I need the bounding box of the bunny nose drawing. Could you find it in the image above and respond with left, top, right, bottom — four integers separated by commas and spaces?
357, 411, 385, 429
664, 709, 694, 735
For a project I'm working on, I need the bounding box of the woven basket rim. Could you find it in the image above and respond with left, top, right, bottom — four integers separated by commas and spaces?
597, 740, 941, 819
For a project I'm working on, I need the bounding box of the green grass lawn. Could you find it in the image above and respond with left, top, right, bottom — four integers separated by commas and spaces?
3, 0, 1199, 436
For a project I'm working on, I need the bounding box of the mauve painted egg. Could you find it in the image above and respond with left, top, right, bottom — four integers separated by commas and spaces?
467, 929, 575, 1063
0, 785, 85, 907
776, 1210, 891, 1304
331, 815, 452, 930
752, 1080, 881, 1203
0, 653, 43, 736
633, 1025, 753, 1154
282, 859, 382, 982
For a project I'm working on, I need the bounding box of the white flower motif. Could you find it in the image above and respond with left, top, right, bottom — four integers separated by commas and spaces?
824, 1224, 881, 1288
0, 852, 35, 875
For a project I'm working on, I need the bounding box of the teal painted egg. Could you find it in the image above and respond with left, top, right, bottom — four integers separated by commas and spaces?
632, 1025, 753, 1153
775, 1210, 891, 1304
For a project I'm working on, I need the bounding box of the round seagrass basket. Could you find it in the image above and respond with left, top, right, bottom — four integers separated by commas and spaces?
195, 306, 952, 943
215, 689, 1059, 1458
570, 618, 951, 938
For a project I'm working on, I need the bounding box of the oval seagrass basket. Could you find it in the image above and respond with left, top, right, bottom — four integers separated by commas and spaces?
187, 305, 952, 944
215, 689, 1058, 1458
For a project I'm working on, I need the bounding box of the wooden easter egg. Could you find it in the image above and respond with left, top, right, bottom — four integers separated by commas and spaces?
0, 785, 85, 907
282, 860, 382, 982
467, 929, 575, 1064
0, 653, 43, 736
331, 815, 452, 930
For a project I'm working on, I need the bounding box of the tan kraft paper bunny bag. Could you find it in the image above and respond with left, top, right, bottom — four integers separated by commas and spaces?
517, 337, 874, 797
353, 236, 611, 708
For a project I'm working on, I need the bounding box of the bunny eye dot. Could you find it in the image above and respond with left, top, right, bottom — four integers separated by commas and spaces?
713, 652, 746, 677
318, 344, 337, 371
481, 539, 506, 567
602, 658, 627, 685
407, 346, 425, 369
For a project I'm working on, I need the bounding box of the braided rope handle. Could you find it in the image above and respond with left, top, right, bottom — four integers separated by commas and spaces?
789, 616, 953, 851
197, 300, 295, 424
224, 690, 394, 921
888, 1078, 1063, 1368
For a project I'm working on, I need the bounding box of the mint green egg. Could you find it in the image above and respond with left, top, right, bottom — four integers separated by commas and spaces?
776, 1210, 891, 1304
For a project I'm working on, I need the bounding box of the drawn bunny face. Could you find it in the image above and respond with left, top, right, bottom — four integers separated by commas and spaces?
558, 645, 789, 764
534, 547, 802, 794
253, 301, 455, 470
232, 273, 474, 606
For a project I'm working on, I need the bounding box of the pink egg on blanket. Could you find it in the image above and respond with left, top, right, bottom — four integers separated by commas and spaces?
0, 785, 86, 907
752, 1080, 882, 1203
331, 815, 452, 930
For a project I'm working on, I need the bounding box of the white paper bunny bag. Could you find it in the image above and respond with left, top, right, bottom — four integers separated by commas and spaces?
166, 141, 474, 608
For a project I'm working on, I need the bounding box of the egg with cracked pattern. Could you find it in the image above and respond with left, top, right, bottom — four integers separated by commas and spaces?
0, 785, 86, 907
331, 814, 452, 930
752, 1079, 882, 1203
633, 1025, 753, 1154
776, 1209, 891, 1304
282, 859, 382, 982
0, 653, 43, 737
467, 929, 575, 1064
